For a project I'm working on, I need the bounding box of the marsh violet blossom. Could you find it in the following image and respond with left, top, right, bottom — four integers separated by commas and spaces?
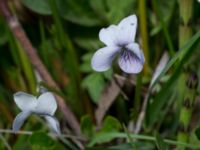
13, 92, 60, 134
91, 15, 145, 74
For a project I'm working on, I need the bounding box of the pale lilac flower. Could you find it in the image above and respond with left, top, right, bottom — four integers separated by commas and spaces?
13, 92, 60, 134
91, 15, 145, 74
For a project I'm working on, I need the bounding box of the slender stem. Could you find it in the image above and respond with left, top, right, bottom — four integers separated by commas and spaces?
134, 73, 142, 112
134, 90, 150, 134
0, 134, 12, 150
0, 0, 80, 135
88, 132, 200, 149
139, 0, 149, 74
0, 129, 85, 141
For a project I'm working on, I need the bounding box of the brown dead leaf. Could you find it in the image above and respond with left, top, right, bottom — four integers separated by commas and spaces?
95, 76, 125, 125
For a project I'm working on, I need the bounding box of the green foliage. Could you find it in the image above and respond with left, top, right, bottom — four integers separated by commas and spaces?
0, 18, 8, 45
100, 116, 122, 133
56, 0, 102, 26
29, 132, 56, 150
0, 0, 200, 149
146, 31, 200, 126
81, 115, 95, 138
22, 0, 51, 15
155, 133, 168, 150
195, 126, 200, 140
82, 73, 105, 103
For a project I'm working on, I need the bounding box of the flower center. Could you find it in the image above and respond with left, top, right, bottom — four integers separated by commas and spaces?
120, 47, 139, 62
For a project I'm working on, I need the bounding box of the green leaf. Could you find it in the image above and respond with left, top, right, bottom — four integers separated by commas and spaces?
0, 19, 8, 45
100, 116, 122, 133
106, 0, 135, 23
80, 115, 95, 139
85, 147, 118, 150
110, 142, 154, 150
195, 126, 200, 140
13, 135, 31, 150
22, 0, 51, 15
103, 69, 113, 80
29, 132, 55, 150
74, 37, 103, 51
56, 0, 102, 26
80, 62, 93, 73
82, 73, 105, 103
80, 53, 93, 73
86, 117, 121, 145
155, 133, 168, 150
89, 0, 108, 22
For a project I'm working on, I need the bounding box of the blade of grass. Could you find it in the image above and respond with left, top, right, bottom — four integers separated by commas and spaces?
88, 132, 200, 149
150, 30, 200, 90
48, 0, 84, 115
146, 31, 200, 126
152, 0, 175, 56
7, 24, 36, 93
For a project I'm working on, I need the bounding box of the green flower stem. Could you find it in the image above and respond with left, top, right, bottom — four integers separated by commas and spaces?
139, 0, 149, 75
134, 72, 142, 117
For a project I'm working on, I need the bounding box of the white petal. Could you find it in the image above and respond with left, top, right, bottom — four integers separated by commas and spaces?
12, 111, 31, 132
118, 43, 145, 74
44, 115, 61, 134
14, 92, 37, 111
99, 25, 120, 46
91, 46, 120, 72
34, 92, 57, 115
118, 15, 137, 44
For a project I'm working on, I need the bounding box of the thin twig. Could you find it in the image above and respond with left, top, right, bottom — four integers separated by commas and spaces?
134, 91, 150, 134
0, 129, 86, 141
0, 0, 80, 135
0, 133, 12, 150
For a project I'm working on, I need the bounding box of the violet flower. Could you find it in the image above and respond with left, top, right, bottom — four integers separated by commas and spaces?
12, 92, 60, 134
91, 15, 145, 74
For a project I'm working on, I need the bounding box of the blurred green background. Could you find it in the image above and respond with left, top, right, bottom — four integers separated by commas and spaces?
0, 0, 200, 149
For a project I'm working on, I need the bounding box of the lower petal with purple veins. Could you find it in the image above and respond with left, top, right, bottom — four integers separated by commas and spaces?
118, 44, 144, 74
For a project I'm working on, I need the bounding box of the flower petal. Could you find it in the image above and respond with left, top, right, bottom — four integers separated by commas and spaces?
126, 43, 145, 64
14, 92, 37, 111
118, 15, 137, 45
12, 111, 31, 132
99, 25, 120, 46
34, 92, 57, 115
91, 46, 120, 72
44, 115, 61, 134
118, 43, 145, 74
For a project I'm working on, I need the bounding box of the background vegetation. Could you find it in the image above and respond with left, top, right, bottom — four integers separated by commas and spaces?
0, 0, 200, 149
